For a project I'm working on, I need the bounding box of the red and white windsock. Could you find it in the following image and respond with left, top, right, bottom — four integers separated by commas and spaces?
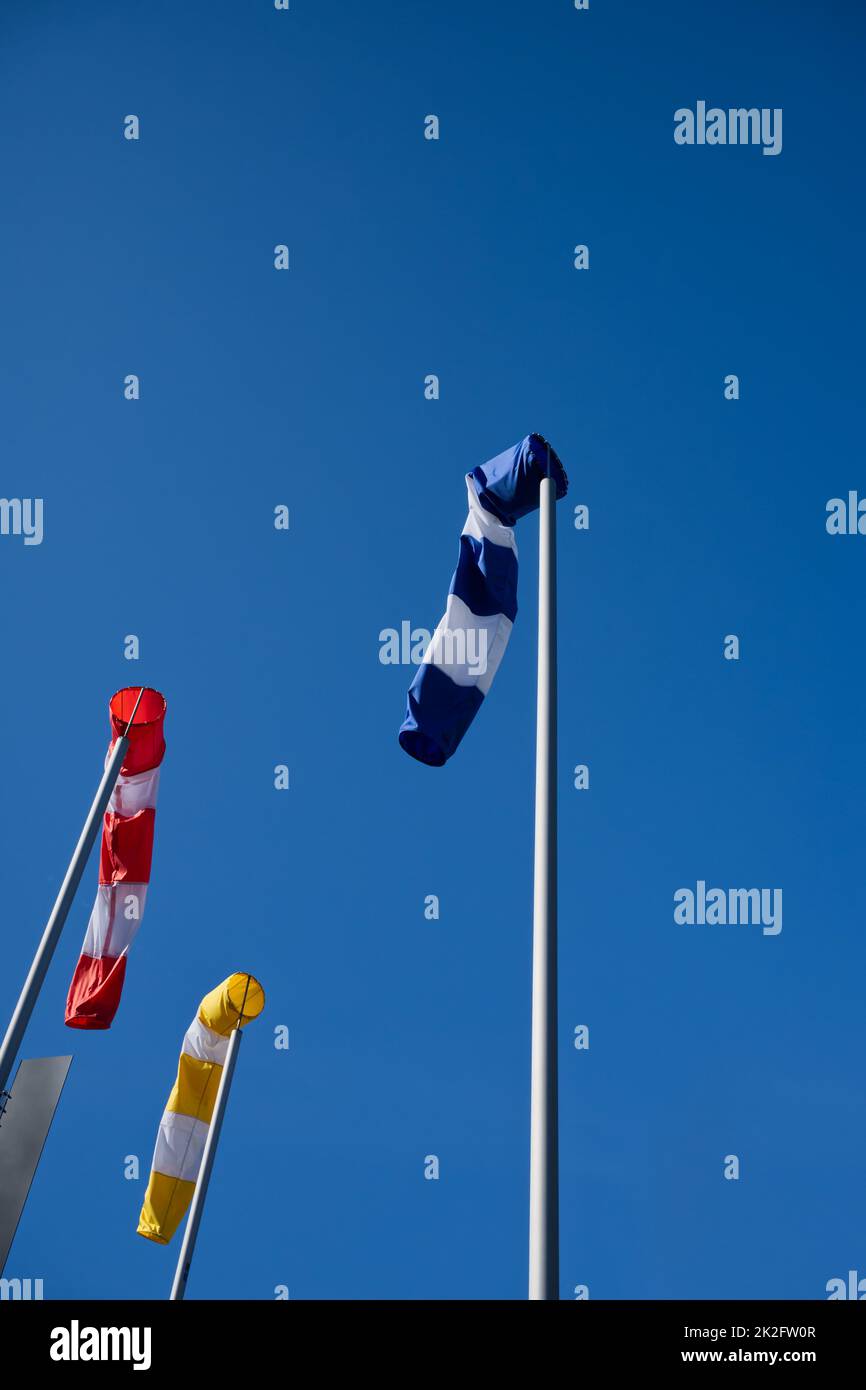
65, 687, 167, 1030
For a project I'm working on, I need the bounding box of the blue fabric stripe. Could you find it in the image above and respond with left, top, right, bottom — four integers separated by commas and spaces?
469, 433, 568, 526
398, 662, 484, 767
449, 533, 518, 622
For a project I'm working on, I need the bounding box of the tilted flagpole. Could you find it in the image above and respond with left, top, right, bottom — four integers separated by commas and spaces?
528, 466, 559, 1300
0, 687, 145, 1101
169, 977, 251, 1301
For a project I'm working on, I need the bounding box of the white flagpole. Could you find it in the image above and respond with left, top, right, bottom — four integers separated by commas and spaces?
0, 688, 145, 1100
528, 470, 559, 1299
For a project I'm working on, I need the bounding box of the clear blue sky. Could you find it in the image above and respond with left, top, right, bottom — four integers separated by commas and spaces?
1, 0, 864, 1300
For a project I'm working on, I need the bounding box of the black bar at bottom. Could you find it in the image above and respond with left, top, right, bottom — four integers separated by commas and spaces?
0, 1297, 861, 1374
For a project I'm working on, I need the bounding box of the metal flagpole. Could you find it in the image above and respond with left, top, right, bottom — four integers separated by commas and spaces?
169, 977, 252, 1301
528, 464, 559, 1300
0, 688, 146, 1101
169, 1028, 243, 1301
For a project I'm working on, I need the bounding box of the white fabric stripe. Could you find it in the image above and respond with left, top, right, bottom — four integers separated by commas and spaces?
82, 884, 148, 958
152, 1110, 209, 1184
182, 1016, 230, 1067
461, 479, 518, 554
422, 594, 513, 697
108, 764, 161, 816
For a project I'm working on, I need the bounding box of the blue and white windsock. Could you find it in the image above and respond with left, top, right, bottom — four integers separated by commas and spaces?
399, 434, 568, 766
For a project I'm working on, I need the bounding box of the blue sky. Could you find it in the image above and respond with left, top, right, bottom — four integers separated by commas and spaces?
1, 0, 865, 1299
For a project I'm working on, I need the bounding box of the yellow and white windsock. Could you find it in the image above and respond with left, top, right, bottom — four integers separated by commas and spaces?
137, 972, 265, 1245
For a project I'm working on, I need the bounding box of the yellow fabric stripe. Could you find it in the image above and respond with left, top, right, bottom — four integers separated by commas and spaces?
136, 1171, 196, 1245
166, 1053, 223, 1127
199, 973, 265, 1035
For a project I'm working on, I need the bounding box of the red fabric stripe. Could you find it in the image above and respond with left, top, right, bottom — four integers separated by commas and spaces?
98, 807, 155, 885
65, 953, 127, 1030
110, 687, 166, 776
